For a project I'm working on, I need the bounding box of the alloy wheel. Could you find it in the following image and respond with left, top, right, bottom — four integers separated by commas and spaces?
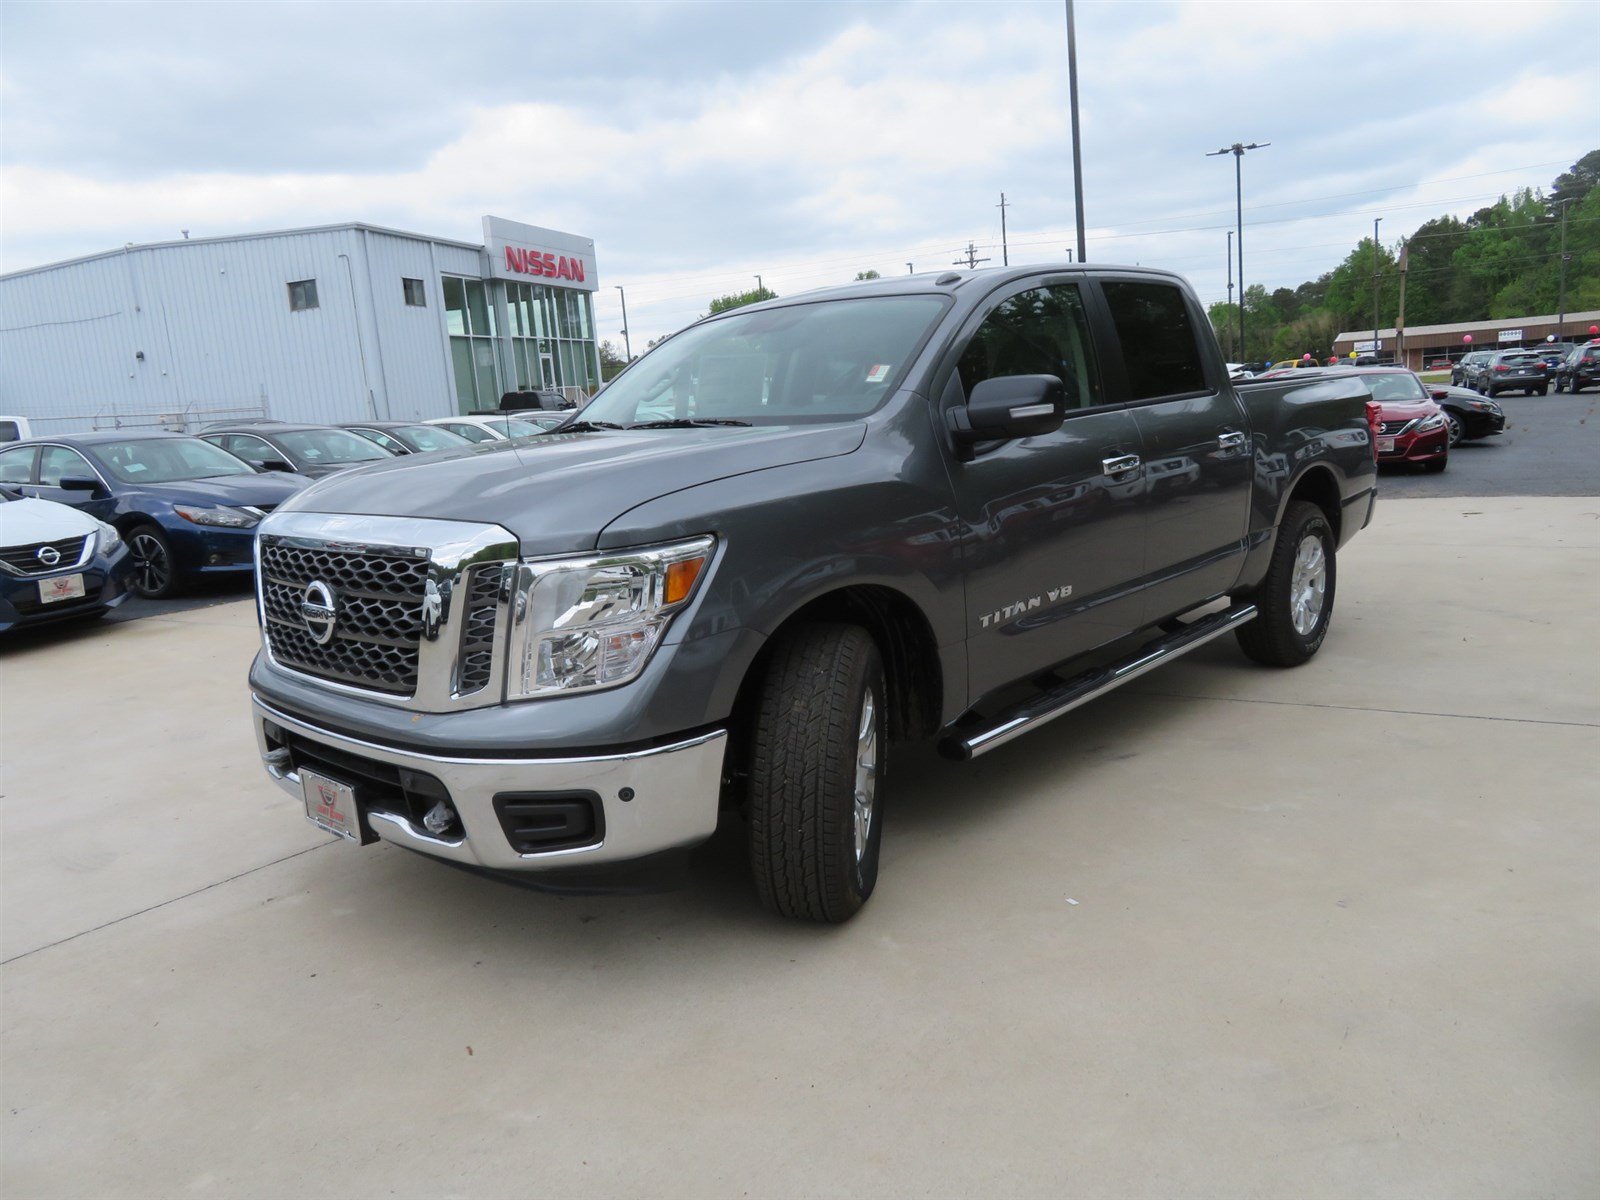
853, 687, 879, 864
1289, 535, 1328, 637
130, 532, 170, 596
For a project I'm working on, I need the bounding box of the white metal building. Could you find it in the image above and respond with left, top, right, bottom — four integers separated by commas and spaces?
0, 216, 602, 433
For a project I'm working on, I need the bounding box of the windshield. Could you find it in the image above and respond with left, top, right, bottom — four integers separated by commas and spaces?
276, 429, 391, 464
491, 417, 547, 438
1366, 373, 1429, 402
580, 296, 949, 426
394, 425, 470, 452
97, 437, 258, 483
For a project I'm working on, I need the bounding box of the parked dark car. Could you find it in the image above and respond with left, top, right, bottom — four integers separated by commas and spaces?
0, 432, 310, 598
1452, 349, 1494, 388
1554, 342, 1600, 393
341, 422, 474, 456
1477, 349, 1548, 397
1429, 385, 1506, 447
1535, 343, 1577, 372
200, 422, 395, 478
0, 486, 133, 631
498, 389, 575, 413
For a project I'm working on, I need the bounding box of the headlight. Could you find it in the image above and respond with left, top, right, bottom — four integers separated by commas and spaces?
173, 504, 259, 528
505, 536, 715, 699
97, 522, 122, 553
1417, 414, 1446, 432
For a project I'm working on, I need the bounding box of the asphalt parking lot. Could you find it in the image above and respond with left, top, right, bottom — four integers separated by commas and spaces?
4, 456, 1599, 1194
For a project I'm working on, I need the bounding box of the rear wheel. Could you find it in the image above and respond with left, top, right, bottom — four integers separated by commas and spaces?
127, 524, 179, 599
746, 623, 886, 923
1444, 411, 1464, 447
1537, 385, 1549, 396
1424, 455, 1448, 473
1237, 502, 1336, 668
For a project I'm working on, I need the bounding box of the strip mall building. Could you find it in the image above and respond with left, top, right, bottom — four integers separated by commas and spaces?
1333, 310, 1600, 371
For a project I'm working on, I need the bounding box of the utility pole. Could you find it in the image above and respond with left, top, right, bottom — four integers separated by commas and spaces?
1226, 229, 1234, 361
615, 285, 632, 360
953, 243, 991, 270
1372, 217, 1382, 363
1557, 198, 1572, 341
906, 262, 914, 275
1207, 141, 1268, 361
754, 275, 763, 293
1396, 240, 1409, 371
997, 192, 1010, 266
1064, 0, 1087, 263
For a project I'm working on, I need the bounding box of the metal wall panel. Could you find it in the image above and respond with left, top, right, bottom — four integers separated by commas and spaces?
360, 231, 459, 420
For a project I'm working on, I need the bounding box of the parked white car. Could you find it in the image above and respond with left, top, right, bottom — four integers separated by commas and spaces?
423, 414, 563, 443
0, 487, 132, 631
0, 416, 34, 443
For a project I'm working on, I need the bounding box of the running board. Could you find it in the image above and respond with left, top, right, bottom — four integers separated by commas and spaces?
938, 602, 1259, 761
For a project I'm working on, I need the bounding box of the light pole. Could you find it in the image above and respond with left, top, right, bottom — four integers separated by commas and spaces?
1372, 217, 1382, 363
1065, 0, 1087, 263
615, 285, 632, 361
1556, 198, 1573, 342
906, 262, 914, 275
1207, 140, 1268, 360
1226, 229, 1234, 361
754, 274, 763, 293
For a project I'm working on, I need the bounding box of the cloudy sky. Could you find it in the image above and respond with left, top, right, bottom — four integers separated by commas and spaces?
2, 0, 1595, 347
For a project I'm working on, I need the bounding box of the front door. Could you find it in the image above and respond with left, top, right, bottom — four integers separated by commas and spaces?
1096, 278, 1253, 623
29, 444, 117, 523
939, 279, 1147, 703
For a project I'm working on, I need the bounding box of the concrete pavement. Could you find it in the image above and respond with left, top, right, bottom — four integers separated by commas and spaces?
3, 497, 1597, 1198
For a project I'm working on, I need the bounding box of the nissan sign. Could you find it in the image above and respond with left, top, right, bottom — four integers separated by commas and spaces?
483, 216, 598, 292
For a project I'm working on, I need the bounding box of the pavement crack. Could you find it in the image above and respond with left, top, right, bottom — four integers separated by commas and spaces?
1128, 690, 1598, 729
1, 841, 335, 967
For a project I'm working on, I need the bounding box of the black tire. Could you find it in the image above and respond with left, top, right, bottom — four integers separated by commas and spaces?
1424, 456, 1447, 473
1484, 384, 1498, 398
746, 623, 886, 923
1538, 385, 1549, 396
127, 524, 179, 599
1444, 411, 1464, 447
1555, 377, 1567, 392
1236, 501, 1336, 668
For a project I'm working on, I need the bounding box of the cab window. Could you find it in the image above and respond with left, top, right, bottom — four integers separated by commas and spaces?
38, 445, 96, 487
0, 445, 35, 483
1102, 281, 1208, 400
958, 284, 1104, 410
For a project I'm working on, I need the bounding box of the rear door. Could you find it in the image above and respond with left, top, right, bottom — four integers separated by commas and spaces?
1093, 278, 1253, 624
938, 277, 1147, 700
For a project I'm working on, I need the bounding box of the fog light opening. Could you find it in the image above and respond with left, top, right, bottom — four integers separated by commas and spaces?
422, 800, 461, 837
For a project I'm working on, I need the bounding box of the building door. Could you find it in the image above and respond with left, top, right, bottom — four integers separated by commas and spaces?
540, 354, 556, 390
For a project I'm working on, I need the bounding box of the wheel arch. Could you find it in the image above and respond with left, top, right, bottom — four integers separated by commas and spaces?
1277, 464, 1342, 543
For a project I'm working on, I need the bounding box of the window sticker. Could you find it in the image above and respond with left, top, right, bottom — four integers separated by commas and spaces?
865, 364, 891, 383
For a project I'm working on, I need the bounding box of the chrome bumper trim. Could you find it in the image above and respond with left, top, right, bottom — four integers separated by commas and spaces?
252, 695, 726, 870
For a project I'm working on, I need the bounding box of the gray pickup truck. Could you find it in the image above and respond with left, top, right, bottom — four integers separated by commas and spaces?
250, 265, 1377, 922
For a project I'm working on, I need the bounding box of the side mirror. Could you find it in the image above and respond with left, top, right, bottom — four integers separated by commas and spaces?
1430, 389, 1449, 400
256, 460, 293, 473
948, 375, 1066, 448
58, 475, 103, 493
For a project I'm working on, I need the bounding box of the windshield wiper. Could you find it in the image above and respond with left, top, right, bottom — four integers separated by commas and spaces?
552, 419, 627, 432
626, 418, 753, 429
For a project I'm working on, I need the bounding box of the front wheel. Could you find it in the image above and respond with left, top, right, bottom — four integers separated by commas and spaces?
1423, 456, 1448, 473
746, 624, 886, 923
1236, 501, 1336, 668
1444, 412, 1464, 447
127, 524, 179, 599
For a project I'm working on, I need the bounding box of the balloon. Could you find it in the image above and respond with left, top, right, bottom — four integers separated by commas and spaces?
1590, 325, 1599, 335
1547, 334, 1556, 342
1463, 334, 1473, 343
1349, 350, 1358, 358
1302, 353, 1312, 361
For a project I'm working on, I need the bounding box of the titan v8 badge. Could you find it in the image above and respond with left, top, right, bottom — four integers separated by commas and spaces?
979, 585, 1073, 629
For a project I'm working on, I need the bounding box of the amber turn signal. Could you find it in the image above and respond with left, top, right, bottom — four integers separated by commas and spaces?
664, 557, 705, 605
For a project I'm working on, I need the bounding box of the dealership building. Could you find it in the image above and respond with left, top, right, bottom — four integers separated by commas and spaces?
0, 216, 602, 433
1333, 309, 1600, 371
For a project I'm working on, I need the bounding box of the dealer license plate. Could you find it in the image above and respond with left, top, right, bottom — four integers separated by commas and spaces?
39, 574, 86, 604
1378, 437, 1395, 453
301, 768, 363, 841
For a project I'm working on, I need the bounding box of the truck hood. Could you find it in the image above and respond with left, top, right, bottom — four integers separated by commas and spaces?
278, 423, 868, 554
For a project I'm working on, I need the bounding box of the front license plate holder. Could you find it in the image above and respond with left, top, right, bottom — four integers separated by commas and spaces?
40, 574, 86, 604
1377, 437, 1395, 453
301, 767, 375, 844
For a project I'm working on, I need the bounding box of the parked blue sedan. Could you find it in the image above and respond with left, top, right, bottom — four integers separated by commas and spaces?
0, 432, 311, 598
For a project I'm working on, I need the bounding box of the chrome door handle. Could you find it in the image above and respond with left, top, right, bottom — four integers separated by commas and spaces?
1217, 431, 1247, 449
1102, 454, 1141, 476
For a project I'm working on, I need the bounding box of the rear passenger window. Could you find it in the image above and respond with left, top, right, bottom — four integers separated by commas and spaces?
0, 446, 34, 483
958, 284, 1104, 410
1102, 281, 1209, 400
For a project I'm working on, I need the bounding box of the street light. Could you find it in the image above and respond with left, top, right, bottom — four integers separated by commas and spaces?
1372, 217, 1382, 364
1207, 140, 1269, 360
906, 262, 914, 275
615, 285, 632, 361
754, 275, 764, 293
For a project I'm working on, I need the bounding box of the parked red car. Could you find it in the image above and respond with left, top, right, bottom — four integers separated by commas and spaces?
1276, 366, 1449, 473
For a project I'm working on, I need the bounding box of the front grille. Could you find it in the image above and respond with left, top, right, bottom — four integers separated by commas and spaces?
1378, 420, 1411, 435
457, 565, 504, 695
1, 535, 89, 577
259, 537, 430, 695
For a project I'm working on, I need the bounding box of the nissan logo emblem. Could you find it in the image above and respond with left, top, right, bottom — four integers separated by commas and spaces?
300, 580, 338, 645
37, 545, 62, 567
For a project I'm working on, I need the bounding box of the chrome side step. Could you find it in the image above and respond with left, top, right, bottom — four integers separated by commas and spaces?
938, 602, 1259, 761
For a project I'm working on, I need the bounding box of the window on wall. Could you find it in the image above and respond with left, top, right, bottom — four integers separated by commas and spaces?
402, 278, 426, 307
287, 279, 319, 311
443, 276, 500, 411
502, 281, 597, 394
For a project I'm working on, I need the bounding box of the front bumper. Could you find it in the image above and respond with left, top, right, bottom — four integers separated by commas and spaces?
253, 695, 727, 871
0, 546, 132, 632
1379, 426, 1448, 464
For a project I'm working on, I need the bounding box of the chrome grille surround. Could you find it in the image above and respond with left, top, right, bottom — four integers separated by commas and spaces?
0, 534, 94, 577
254, 512, 518, 712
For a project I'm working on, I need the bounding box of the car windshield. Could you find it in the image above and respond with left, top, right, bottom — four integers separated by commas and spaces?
97, 437, 258, 483
580, 296, 950, 426
394, 425, 470, 452
500, 418, 546, 437
276, 429, 391, 464
1366, 373, 1429, 401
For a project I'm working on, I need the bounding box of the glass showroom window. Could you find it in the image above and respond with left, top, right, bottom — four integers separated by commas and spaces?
443, 277, 500, 411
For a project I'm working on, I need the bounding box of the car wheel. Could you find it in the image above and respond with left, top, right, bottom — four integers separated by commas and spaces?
746, 623, 886, 923
1538, 385, 1549, 396
127, 524, 179, 599
1444, 411, 1464, 447
1236, 501, 1336, 668
1424, 455, 1448, 473
1484, 385, 1497, 398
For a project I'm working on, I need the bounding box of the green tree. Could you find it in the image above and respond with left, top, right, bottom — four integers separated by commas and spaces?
598, 339, 628, 381
855, 270, 881, 281
707, 285, 778, 316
